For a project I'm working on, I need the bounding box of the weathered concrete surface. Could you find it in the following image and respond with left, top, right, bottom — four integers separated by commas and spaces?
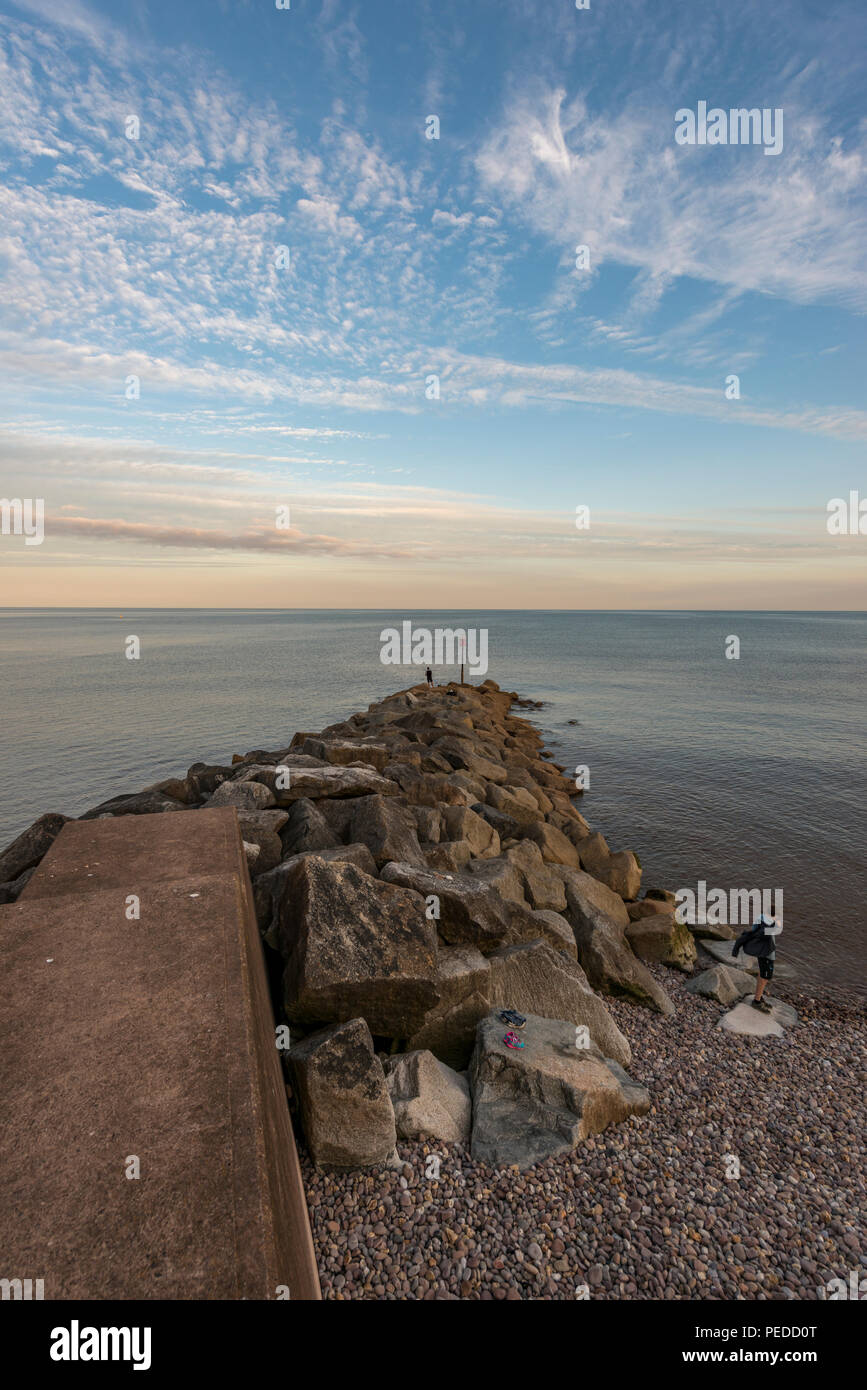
0, 808, 321, 1300
19, 806, 240, 900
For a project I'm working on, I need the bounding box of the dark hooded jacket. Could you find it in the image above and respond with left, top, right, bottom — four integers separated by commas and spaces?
733, 915, 777, 960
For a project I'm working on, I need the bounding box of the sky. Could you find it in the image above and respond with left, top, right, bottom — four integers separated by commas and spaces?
0, 0, 865, 609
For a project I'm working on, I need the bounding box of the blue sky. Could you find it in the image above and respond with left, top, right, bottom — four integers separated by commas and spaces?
0, 0, 864, 607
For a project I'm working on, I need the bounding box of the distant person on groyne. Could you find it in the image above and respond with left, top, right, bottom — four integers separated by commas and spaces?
425, 666, 434, 687
733, 912, 781, 1014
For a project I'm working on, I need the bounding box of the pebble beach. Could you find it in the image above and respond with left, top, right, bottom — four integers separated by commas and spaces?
302, 964, 866, 1301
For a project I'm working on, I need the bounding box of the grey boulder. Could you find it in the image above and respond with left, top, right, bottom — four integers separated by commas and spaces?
0, 812, 70, 882
254, 842, 378, 934
684, 963, 755, 1005
350, 794, 427, 870
385, 1050, 471, 1143
504, 840, 568, 911
279, 798, 340, 857
469, 1012, 650, 1169
485, 940, 632, 1067
79, 790, 186, 819
280, 858, 440, 1035
528, 908, 578, 960
381, 861, 516, 952
300, 738, 390, 770
558, 868, 675, 1015
289, 1018, 396, 1168
235, 809, 287, 875
442, 804, 500, 858
207, 778, 276, 811
405, 944, 491, 1069
626, 910, 697, 973
249, 763, 400, 806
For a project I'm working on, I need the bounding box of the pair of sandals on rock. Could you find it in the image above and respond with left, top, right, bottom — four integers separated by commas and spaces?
499, 1008, 526, 1049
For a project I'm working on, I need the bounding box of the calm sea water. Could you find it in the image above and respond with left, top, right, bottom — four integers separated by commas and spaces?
1, 610, 864, 992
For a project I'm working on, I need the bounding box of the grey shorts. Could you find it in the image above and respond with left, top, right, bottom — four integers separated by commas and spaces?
758, 957, 775, 980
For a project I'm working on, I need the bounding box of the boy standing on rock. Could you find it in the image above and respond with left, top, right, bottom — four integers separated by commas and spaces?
425, 665, 434, 687
733, 912, 781, 1014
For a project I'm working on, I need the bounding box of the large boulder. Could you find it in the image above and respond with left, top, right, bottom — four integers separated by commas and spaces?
485, 784, 542, 828
575, 830, 611, 876
645, 888, 677, 905
380, 861, 515, 952
504, 840, 567, 911
79, 790, 187, 819
469, 1012, 650, 1169
576, 834, 641, 899
485, 940, 632, 1066
288, 1018, 396, 1168
315, 798, 355, 840
386, 766, 472, 807
300, 738, 390, 770
627, 899, 670, 922
424, 841, 472, 873
558, 868, 675, 1015
395, 710, 472, 738
237, 754, 324, 779
236, 808, 288, 875
406, 945, 491, 1068
146, 775, 194, 804
471, 802, 522, 842
446, 770, 488, 803
278, 858, 440, 1035
528, 909, 578, 960
686, 915, 738, 941
279, 798, 340, 857
465, 855, 527, 907
551, 812, 592, 848
0, 812, 70, 882
500, 768, 553, 814
522, 821, 582, 868
385, 1050, 471, 1143
626, 911, 697, 973
248, 764, 400, 806
206, 779, 276, 811
349, 795, 426, 870
413, 806, 441, 844
601, 850, 642, 900
442, 804, 500, 859
254, 843, 378, 933
185, 763, 235, 799
0, 866, 36, 904
432, 738, 509, 785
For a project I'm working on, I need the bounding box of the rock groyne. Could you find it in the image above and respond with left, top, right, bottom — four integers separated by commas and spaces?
2, 677, 864, 1300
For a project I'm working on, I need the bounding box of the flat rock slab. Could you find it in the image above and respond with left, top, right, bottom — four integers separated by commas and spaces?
0, 808, 320, 1300
701, 938, 796, 980
718, 998, 799, 1037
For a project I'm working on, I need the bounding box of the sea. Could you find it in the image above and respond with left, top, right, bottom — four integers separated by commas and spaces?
1, 609, 864, 993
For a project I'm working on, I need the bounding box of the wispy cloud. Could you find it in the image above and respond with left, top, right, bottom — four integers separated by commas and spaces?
48, 515, 416, 560
476, 85, 867, 311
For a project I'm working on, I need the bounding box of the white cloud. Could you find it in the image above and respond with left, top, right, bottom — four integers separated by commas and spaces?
476, 85, 867, 310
